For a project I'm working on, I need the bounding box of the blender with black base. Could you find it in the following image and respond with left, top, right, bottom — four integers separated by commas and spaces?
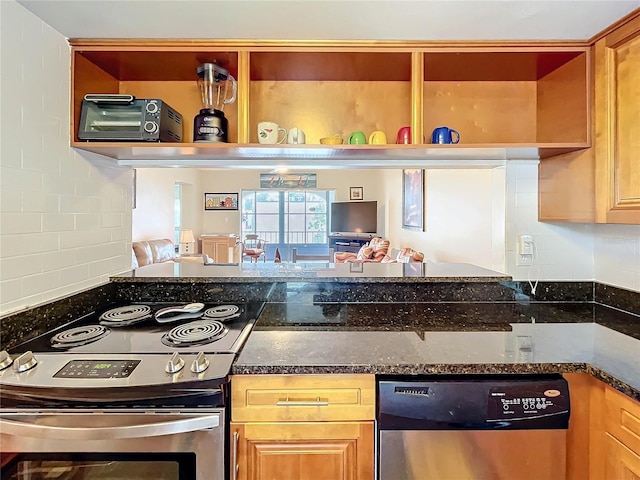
194, 63, 237, 142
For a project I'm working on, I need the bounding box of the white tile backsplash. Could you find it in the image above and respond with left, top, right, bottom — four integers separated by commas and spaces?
21, 271, 62, 298
0, 1, 132, 315
22, 192, 60, 213
505, 161, 639, 290
0, 212, 42, 235
594, 224, 640, 291
1, 166, 43, 192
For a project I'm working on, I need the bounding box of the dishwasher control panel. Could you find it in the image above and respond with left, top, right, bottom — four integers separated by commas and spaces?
378, 374, 570, 430
488, 384, 568, 421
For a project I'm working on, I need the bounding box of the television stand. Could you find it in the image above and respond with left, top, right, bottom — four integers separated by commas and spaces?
328, 234, 376, 254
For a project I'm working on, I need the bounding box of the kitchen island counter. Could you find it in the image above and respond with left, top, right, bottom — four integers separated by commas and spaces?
110, 260, 511, 283
233, 301, 640, 400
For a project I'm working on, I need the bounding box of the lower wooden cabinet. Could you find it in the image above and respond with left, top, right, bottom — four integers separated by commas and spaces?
565, 373, 640, 480
605, 434, 640, 480
230, 421, 374, 480
231, 374, 375, 480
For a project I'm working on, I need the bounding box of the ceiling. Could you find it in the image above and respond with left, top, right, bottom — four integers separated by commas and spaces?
16, 0, 640, 42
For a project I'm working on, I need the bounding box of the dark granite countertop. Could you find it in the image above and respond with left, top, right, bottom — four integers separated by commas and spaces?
233, 302, 640, 401
110, 261, 511, 283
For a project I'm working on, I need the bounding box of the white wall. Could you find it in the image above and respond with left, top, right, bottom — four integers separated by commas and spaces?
506, 162, 639, 291
0, 1, 132, 315
593, 224, 640, 292
132, 168, 203, 242
379, 160, 639, 291
505, 161, 596, 281
134, 168, 386, 251
382, 168, 506, 272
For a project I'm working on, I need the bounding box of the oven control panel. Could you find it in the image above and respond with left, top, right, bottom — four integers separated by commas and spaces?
53, 360, 141, 378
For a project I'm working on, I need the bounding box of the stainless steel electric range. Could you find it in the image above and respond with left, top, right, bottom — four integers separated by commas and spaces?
0, 301, 264, 480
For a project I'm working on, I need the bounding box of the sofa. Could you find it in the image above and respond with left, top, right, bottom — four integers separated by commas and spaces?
334, 237, 425, 263
132, 239, 202, 268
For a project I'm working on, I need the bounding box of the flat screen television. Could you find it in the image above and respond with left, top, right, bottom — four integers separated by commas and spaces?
330, 201, 377, 234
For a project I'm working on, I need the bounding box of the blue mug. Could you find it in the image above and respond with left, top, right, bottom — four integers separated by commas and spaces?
431, 126, 460, 144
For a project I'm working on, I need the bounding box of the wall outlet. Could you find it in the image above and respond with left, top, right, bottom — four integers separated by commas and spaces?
519, 235, 534, 255
517, 235, 534, 266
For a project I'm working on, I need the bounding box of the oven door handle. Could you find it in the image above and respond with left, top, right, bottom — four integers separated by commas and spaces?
0, 414, 221, 440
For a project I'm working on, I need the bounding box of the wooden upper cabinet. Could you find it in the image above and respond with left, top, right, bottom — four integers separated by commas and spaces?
72, 48, 240, 143
422, 49, 589, 151
247, 50, 413, 146
594, 14, 640, 224
538, 10, 640, 225
69, 40, 591, 164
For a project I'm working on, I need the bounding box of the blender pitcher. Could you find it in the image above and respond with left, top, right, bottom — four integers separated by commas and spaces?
194, 63, 237, 142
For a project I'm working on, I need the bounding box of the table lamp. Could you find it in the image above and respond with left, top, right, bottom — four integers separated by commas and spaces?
179, 229, 196, 255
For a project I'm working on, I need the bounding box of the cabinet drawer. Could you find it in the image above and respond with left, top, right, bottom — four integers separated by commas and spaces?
231, 374, 375, 422
605, 386, 640, 455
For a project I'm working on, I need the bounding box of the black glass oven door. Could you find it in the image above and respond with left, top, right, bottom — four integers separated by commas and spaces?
0, 409, 225, 480
2, 452, 194, 479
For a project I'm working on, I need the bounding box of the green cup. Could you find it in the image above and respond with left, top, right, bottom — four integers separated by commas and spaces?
348, 131, 367, 145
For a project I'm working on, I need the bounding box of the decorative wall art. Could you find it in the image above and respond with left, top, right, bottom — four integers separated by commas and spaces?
204, 193, 238, 211
402, 169, 424, 231
350, 186, 363, 200
259, 173, 317, 189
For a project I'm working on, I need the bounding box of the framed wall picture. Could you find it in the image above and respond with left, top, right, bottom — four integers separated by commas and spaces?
350, 186, 363, 200
204, 193, 238, 211
402, 169, 424, 230
259, 173, 317, 188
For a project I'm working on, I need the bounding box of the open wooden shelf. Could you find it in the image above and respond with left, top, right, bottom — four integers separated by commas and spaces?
70, 40, 592, 167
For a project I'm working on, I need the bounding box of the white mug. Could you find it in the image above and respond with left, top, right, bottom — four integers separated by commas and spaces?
287, 127, 306, 145
258, 121, 287, 144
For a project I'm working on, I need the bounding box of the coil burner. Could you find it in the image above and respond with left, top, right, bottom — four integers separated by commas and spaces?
51, 325, 111, 349
162, 319, 229, 347
202, 305, 240, 321
99, 305, 153, 327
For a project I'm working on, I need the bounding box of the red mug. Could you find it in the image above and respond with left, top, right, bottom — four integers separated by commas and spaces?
396, 126, 411, 144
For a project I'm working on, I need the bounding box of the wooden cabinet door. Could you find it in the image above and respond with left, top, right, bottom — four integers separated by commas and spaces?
605, 434, 640, 480
201, 236, 236, 263
231, 421, 374, 480
595, 15, 640, 224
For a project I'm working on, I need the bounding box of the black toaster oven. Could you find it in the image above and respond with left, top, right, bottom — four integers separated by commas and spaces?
78, 94, 183, 142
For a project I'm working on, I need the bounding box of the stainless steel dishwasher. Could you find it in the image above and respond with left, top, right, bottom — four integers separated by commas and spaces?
377, 375, 570, 480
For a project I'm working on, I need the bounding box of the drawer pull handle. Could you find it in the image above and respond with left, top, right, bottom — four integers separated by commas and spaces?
276, 396, 329, 407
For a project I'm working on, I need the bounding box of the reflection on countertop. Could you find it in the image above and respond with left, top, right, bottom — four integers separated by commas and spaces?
110, 261, 511, 283
234, 301, 640, 400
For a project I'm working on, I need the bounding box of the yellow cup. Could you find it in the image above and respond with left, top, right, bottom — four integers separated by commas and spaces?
320, 134, 343, 145
369, 130, 387, 145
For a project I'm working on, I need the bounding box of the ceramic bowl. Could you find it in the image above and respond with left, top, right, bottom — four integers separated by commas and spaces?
320, 135, 343, 145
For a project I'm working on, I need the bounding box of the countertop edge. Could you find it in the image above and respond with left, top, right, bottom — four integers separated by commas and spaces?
230, 362, 640, 402
110, 275, 512, 283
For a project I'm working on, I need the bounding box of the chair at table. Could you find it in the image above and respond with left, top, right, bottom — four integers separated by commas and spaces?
242, 234, 267, 262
